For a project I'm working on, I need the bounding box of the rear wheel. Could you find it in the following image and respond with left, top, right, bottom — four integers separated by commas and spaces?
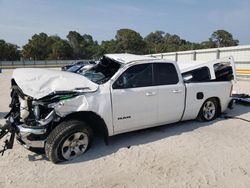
197, 98, 219, 121
45, 119, 93, 163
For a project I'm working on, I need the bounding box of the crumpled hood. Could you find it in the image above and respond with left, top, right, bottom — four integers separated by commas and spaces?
12, 68, 99, 99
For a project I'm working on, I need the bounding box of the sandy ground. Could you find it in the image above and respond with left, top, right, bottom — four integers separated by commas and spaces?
0, 69, 250, 188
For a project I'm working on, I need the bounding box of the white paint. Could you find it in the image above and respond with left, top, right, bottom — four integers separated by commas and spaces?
12, 68, 99, 99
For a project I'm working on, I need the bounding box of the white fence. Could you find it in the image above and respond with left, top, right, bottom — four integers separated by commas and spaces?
0, 59, 88, 69
146, 45, 250, 76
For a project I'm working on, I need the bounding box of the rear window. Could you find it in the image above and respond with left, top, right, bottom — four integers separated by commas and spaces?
155, 63, 179, 85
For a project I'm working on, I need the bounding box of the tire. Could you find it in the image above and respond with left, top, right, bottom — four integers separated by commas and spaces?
45, 119, 93, 163
197, 98, 220, 122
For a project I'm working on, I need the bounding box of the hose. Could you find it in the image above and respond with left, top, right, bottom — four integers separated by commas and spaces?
222, 115, 250, 123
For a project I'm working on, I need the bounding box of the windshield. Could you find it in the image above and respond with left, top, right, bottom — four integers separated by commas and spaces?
76, 61, 89, 66
67, 65, 82, 73
81, 56, 121, 84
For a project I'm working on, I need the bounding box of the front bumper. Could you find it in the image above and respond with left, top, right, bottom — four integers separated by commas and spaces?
16, 125, 47, 149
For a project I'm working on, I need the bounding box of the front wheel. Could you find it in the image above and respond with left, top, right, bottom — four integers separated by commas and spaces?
197, 98, 220, 121
45, 119, 93, 163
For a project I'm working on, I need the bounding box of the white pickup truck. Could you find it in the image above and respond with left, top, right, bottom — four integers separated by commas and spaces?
1, 54, 235, 163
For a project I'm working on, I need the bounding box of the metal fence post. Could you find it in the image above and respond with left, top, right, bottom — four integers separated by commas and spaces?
216, 49, 220, 59
175, 53, 178, 61
193, 51, 196, 60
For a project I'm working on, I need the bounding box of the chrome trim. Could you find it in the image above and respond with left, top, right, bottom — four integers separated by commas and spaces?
17, 125, 46, 135
37, 110, 55, 126
17, 125, 46, 148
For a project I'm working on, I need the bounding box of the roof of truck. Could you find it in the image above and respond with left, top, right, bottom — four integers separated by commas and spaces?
104, 54, 208, 71
105, 53, 159, 64
104, 54, 235, 80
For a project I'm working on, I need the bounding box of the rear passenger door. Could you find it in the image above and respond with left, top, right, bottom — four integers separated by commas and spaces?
154, 63, 185, 124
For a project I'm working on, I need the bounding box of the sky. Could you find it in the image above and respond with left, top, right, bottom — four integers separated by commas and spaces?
0, 0, 249, 47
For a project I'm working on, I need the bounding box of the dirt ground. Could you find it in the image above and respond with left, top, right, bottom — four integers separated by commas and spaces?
0, 69, 250, 188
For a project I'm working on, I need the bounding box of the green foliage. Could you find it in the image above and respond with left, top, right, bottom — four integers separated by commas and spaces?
67, 31, 99, 59
210, 30, 239, 47
50, 39, 73, 60
0, 29, 240, 61
115, 29, 146, 54
98, 40, 117, 56
0, 40, 20, 61
144, 31, 165, 53
22, 33, 52, 60
144, 31, 207, 53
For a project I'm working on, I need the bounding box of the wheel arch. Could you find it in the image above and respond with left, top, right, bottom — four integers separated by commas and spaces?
196, 96, 222, 121
200, 96, 221, 114
55, 111, 109, 144
210, 96, 221, 115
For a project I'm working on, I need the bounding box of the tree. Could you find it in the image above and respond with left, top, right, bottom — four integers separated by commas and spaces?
144, 31, 165, 53
17, 28, 241, 60
50, 39, 73, 60
22, 33, 75, 60
145, 31, 165, 44
67, 31, 99, 59
98, 40, 117, 57
22, 33, 52, 60
210, 30, 239, 47
0, 40, 20, 61
115, 29, 146, 54
200, 39, 217, 49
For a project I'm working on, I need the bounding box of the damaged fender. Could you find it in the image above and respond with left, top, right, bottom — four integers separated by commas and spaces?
53, 95, 89, 117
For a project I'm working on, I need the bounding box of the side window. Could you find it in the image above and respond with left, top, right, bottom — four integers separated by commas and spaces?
182, 66, 210, 82
155, 63, 179, 85
113, 64, 153, 89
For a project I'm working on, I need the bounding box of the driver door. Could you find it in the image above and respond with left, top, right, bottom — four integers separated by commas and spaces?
111, 63, 158, 134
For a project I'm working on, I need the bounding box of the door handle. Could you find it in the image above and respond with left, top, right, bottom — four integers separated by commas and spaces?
173, 89, 182, 93
146, 92, 156, 96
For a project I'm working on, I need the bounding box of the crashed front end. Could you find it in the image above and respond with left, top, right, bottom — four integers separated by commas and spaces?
2, 80, 79, 152
0, 68, 98, 154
